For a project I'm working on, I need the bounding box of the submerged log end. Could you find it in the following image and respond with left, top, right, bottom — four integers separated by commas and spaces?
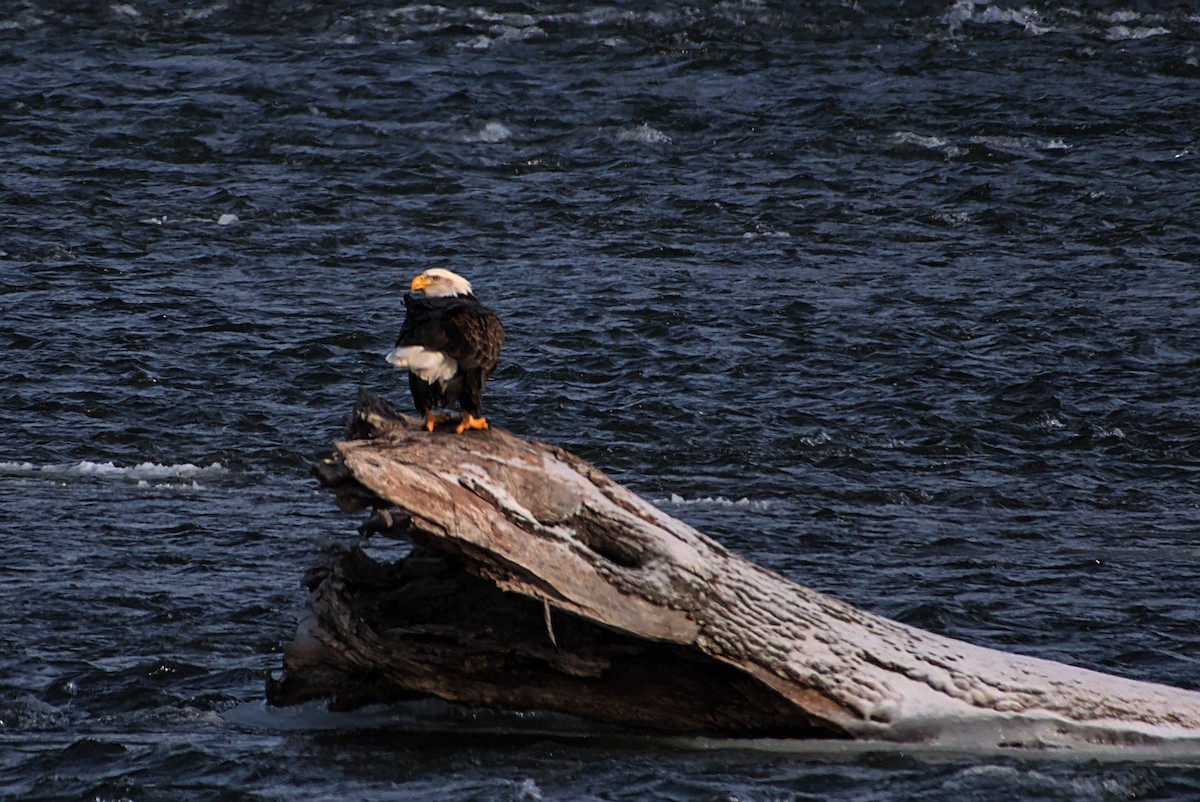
267, 543, 851, 737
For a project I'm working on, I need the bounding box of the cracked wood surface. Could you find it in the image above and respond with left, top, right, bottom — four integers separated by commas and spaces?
272, 390, 1200, 747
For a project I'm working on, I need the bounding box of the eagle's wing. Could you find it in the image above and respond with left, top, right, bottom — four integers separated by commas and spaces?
438, 301, 504, 372
395, 295, 503, 372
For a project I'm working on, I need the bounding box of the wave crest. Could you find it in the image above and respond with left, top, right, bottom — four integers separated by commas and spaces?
0, 460, 225, 483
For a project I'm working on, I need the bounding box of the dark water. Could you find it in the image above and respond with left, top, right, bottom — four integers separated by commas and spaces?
3, 1, 1200, 798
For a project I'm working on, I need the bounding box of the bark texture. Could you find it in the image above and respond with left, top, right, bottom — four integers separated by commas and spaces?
269, 390, 1200, 747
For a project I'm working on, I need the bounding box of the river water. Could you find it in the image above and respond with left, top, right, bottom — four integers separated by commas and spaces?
3, 1, 1200, 799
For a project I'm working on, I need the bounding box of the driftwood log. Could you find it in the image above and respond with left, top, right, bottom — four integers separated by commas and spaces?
268, 390, 1200, 749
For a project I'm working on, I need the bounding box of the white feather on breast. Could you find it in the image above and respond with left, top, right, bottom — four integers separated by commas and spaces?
385, 346, 459, 384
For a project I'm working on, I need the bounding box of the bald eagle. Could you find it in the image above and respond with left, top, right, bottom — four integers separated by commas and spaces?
385, 269, 504, 433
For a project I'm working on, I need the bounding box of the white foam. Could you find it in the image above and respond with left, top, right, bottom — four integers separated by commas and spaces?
1, 460, 225, 482
667, 494, 771, 510
66, 460, 224, 479
458, 34, 492, 49
892, 131, 947, 147
491, 24, 546, 45
516, 778, 543, 800
742, 226, 791, 240
181, 3, 230, 23
942, 1, 1054, 36
1099, 10, 1142, 24
473, 11, 537, 27
136, 480, 205, 491
969, 135, 1072, 152
1106, 25, 1169, 41
800, 431, 832, 447
463, 121, 512, 143
616, 124, 672, 145
933, 211, 972, 227
890, 131, 966, 158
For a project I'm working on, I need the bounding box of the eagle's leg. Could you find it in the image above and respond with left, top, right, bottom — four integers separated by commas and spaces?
455, 413, 489, 433
423, 410, 451, 432
455, 371, 489, 434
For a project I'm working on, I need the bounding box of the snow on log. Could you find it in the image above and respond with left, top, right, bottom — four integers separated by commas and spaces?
268, 390, 1200, 749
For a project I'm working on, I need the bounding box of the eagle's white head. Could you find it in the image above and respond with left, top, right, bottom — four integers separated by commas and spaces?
411, 268, 473, 298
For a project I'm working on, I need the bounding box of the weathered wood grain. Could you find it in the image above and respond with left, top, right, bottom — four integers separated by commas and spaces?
269, 390, 1200, 747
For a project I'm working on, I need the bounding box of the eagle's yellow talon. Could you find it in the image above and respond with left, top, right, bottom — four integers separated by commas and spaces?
424, 411, 450, 432
455, 414, 489, 433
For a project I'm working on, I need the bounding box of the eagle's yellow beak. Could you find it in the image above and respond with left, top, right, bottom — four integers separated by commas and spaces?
410, 274, 433, 292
